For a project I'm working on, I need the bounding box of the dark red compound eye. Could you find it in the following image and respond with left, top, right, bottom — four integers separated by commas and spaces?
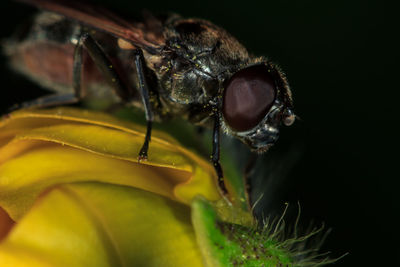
222, 65, 276, 132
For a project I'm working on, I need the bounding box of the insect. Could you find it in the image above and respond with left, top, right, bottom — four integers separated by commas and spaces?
5, 0, 295, 195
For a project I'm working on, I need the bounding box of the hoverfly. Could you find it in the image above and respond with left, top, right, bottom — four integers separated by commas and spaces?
4, 0, 295, 194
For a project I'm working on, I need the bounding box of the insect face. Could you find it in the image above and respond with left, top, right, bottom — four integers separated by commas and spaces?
222, 64, 294, 153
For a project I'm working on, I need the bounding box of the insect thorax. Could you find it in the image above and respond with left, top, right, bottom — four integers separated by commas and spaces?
151, 17, 250, 119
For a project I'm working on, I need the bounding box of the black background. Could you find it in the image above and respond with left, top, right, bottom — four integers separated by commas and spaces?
1, 0, 397, 266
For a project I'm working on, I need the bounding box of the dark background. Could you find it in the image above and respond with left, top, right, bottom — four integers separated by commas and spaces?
1, 0, 397, 266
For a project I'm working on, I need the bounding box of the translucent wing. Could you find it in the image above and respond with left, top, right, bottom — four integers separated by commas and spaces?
17, 0, 164, 53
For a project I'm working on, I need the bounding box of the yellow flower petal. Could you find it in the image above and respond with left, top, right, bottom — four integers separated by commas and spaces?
0, 108, 223, 221
0, 107, 323, 267
0, 182, 203, 267
0, 207, 14, 242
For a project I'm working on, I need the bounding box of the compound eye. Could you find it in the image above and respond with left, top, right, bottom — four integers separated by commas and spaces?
222, 65, 276, 132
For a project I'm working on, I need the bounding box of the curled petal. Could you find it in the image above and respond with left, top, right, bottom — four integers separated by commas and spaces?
0, 183, 204, 267
0, 108, 222, 221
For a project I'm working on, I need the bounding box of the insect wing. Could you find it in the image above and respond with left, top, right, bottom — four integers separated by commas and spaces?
16, 0, 164, 52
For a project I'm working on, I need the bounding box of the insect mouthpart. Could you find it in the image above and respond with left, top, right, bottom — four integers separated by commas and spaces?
221, 64, 294, 153
232, 104, 283, 153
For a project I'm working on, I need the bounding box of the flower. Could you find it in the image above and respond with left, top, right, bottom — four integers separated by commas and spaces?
0, 107, 332, 266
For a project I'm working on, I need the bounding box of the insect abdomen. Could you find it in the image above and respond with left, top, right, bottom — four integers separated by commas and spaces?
6, 41, 74, 92
3, 12, 128, 103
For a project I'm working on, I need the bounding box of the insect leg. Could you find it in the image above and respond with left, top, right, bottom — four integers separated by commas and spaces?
244, 152, 257, 200
133, 49, 153, 161
8, 93, 79, 112
8, 32, 130, 112
6, 37, 85, 111
79, 35, 153, 160
78, 33, 131, 100
211, 110, 228, 195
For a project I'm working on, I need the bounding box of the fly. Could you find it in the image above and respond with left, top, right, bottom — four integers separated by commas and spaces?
5, 0, 295, 195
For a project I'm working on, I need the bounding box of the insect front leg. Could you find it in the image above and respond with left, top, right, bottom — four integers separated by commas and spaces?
133, 49, 154, 161
211, 107, 228, 195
